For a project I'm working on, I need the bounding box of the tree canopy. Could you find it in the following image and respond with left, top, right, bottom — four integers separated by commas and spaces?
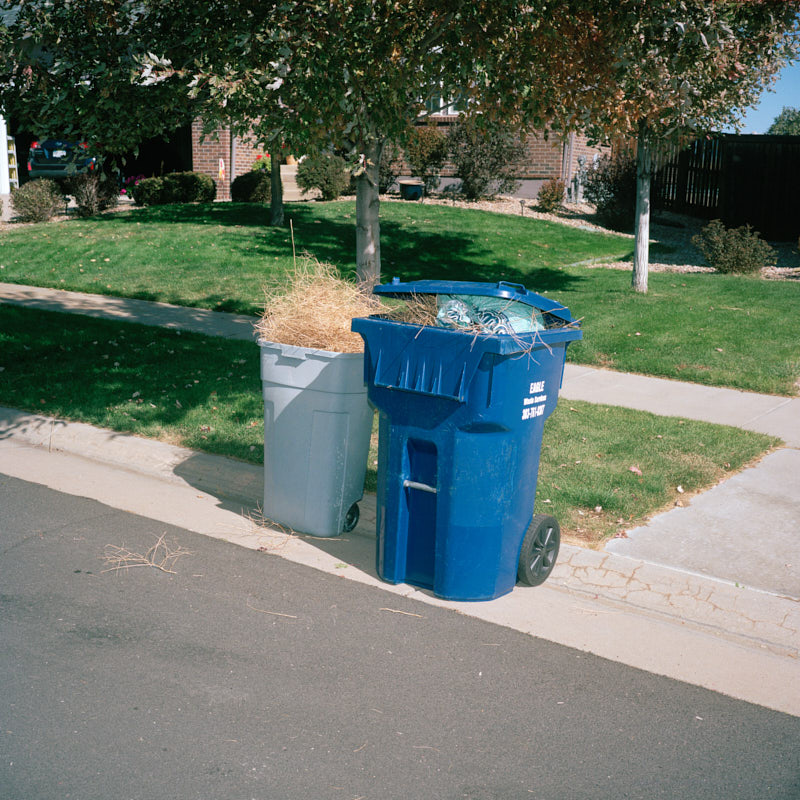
2, 0, 798, 288
168, 0, 555, 283
0, 0, 193, 153
767, 106, 800, 135
1, 0, 555, 283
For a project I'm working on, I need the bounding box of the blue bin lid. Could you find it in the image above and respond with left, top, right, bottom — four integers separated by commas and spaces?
373, 278, 576, 324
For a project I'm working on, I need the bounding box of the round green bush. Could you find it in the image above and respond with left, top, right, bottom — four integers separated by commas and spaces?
447, 117, 524, 200
692, 219, 776, 274
11, 179, 62, 222
130, 172, 216, 205
63, 174, 119, 217
162, 171, 216, 203
404, 125, 449, 194
131, 176, 165, 206
583, 153, 637, 231
231, 170, 272, 203
296, 154, 349, 201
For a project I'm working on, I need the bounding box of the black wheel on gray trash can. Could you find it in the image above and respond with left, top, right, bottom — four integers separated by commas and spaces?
517, 514, 560, 586
342, 502, 359, 532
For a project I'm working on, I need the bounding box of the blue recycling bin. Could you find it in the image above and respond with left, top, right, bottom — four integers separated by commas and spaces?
351, 279, 582, 601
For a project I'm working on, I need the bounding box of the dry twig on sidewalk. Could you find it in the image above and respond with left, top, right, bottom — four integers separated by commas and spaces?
101, 532, 192, 574
379, 608, 425, 618
245, 600, 298, 619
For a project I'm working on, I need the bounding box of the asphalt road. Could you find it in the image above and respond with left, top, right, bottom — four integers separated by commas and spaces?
1, 473, 798, 800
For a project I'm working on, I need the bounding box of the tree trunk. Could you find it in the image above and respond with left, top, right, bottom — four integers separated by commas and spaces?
632, 125, 652, 294
269, 150, 284, 227
355, 138, 383, 286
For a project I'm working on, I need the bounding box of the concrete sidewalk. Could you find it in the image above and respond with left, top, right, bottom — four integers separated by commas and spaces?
1, 282, 799, 712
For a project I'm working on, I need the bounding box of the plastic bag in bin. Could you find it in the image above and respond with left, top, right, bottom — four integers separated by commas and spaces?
436, 294, 545, 334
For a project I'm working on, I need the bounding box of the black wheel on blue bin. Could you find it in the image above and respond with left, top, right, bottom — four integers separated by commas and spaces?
342, 503, 360, 533
517, 514, 560, 587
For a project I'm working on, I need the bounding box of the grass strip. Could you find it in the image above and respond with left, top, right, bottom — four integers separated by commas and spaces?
535, 400, 778, 546
563, 267, 800, 396
0, 306, 778, 545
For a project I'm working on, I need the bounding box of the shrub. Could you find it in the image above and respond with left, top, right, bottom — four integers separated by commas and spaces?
692, 219, 776, 274
69, 174, 100, 217
296, 153, 349, 201
537, 178, 565, 212
11, 179, 62, 222
131, 176, 165, 206
162, 171, 216, 203
447, 117, 524, 200
379, 142, 402, 194
130, 172, 216, 205
231, 169, 272, 203
65, 174, 119, 217
583, 153, 637, 230
404, 124, 449, 194
98, 176, 120, 211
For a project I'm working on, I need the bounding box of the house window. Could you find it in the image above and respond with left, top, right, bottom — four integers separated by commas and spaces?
424, 87, 469, 116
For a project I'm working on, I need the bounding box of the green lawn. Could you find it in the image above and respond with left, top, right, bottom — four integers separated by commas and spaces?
0, 200, 631, 311
0, 306, 263, 462
0, 305, 777, 546
2, 200, 797, 394
563, 268, 800, 396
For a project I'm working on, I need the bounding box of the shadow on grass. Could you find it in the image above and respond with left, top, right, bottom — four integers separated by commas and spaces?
111, 202, 273, 228
282, 205, 588, 292
108, 201, 589, 295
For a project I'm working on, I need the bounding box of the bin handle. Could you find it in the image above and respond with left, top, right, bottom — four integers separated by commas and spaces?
497, 281, 526, 295
403, 480, 438, 495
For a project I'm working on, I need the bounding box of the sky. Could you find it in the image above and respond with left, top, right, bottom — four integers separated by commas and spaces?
726, 60, 800, 133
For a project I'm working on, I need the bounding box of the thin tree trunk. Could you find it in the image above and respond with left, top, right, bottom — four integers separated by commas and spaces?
269, 150, 284, 227
632, 124, 652, 294
355, 138, 383, 286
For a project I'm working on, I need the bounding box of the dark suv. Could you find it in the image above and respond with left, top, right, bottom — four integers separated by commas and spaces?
27, 139, 97, 179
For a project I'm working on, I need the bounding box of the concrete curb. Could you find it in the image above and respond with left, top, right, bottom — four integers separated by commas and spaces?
2, 405, 797, 663
0, 405, 263, 506
550, 547, 799, 658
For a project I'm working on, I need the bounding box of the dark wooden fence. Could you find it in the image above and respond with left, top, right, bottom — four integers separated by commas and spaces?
651, 134, 800, 241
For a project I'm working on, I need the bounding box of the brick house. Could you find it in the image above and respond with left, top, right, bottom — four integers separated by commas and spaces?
392, 114, 608, 199
189, 116, 607, 201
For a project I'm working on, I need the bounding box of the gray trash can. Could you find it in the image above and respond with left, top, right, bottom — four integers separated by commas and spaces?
259, 340, 374, 537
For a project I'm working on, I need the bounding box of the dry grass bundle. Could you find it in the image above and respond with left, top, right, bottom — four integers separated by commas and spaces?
255, 257, 383, 353
381, 293, 440, 326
